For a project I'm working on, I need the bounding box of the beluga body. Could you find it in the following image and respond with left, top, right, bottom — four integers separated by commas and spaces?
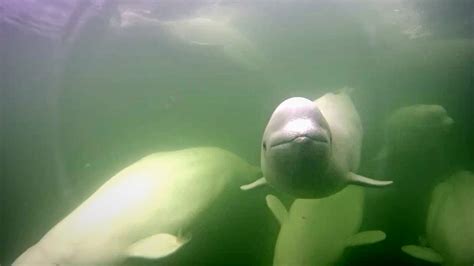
267, 186, 386, 266
13, 147, 261, 265
402, 170, 474, 266
242, 89, 392, 198
117, 8, 264, 71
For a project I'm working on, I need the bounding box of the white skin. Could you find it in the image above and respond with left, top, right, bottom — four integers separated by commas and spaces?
402, 170, 474, 265
242, 90, 392, 198
268, 186, 386, 266
13, 147, 260, 265
261, 97, 336, 197
117, 9, 263, 71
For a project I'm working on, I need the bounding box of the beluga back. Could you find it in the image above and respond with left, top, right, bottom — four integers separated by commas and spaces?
242, 88, 392, 198
13, 147, 261, 265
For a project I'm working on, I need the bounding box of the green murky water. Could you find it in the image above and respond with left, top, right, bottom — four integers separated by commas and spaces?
2, 1, 473, 265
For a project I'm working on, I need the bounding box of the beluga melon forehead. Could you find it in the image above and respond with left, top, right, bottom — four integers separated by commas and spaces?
269, 97, 323, 121
274, 97, 314, 110
263, 97, 330, 140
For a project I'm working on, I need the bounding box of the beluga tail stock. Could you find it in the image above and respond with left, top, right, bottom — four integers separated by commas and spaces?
242, 88, 393, 198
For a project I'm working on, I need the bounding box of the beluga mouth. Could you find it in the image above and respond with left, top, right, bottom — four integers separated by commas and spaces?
271, 134, 328, 148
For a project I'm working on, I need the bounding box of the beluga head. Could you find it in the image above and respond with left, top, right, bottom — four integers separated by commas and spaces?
241, 90, 393, 198
261, 97, 334, 197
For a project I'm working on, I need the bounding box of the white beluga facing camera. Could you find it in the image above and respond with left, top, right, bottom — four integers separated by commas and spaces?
242, 89, 393, 198
260, 97, 333, 197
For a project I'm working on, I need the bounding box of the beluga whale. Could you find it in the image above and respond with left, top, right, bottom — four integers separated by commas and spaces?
242, 88, 392, 198
267, 186, 386, 266
13, 147, 261, 265
117, 7, 264, 71
402, 170, 474, 266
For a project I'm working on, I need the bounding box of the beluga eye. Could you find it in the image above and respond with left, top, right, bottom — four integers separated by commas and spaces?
262, 142, 267, 150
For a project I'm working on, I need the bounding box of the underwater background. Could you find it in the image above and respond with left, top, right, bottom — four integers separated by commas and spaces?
1, 0, 473, 265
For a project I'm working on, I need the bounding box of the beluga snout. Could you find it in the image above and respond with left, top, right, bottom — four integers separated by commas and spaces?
242, 89, 393, 198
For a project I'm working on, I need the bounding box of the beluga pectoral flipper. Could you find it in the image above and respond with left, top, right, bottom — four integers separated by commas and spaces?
127, 231, 192, 259
242, 88, 392, 198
